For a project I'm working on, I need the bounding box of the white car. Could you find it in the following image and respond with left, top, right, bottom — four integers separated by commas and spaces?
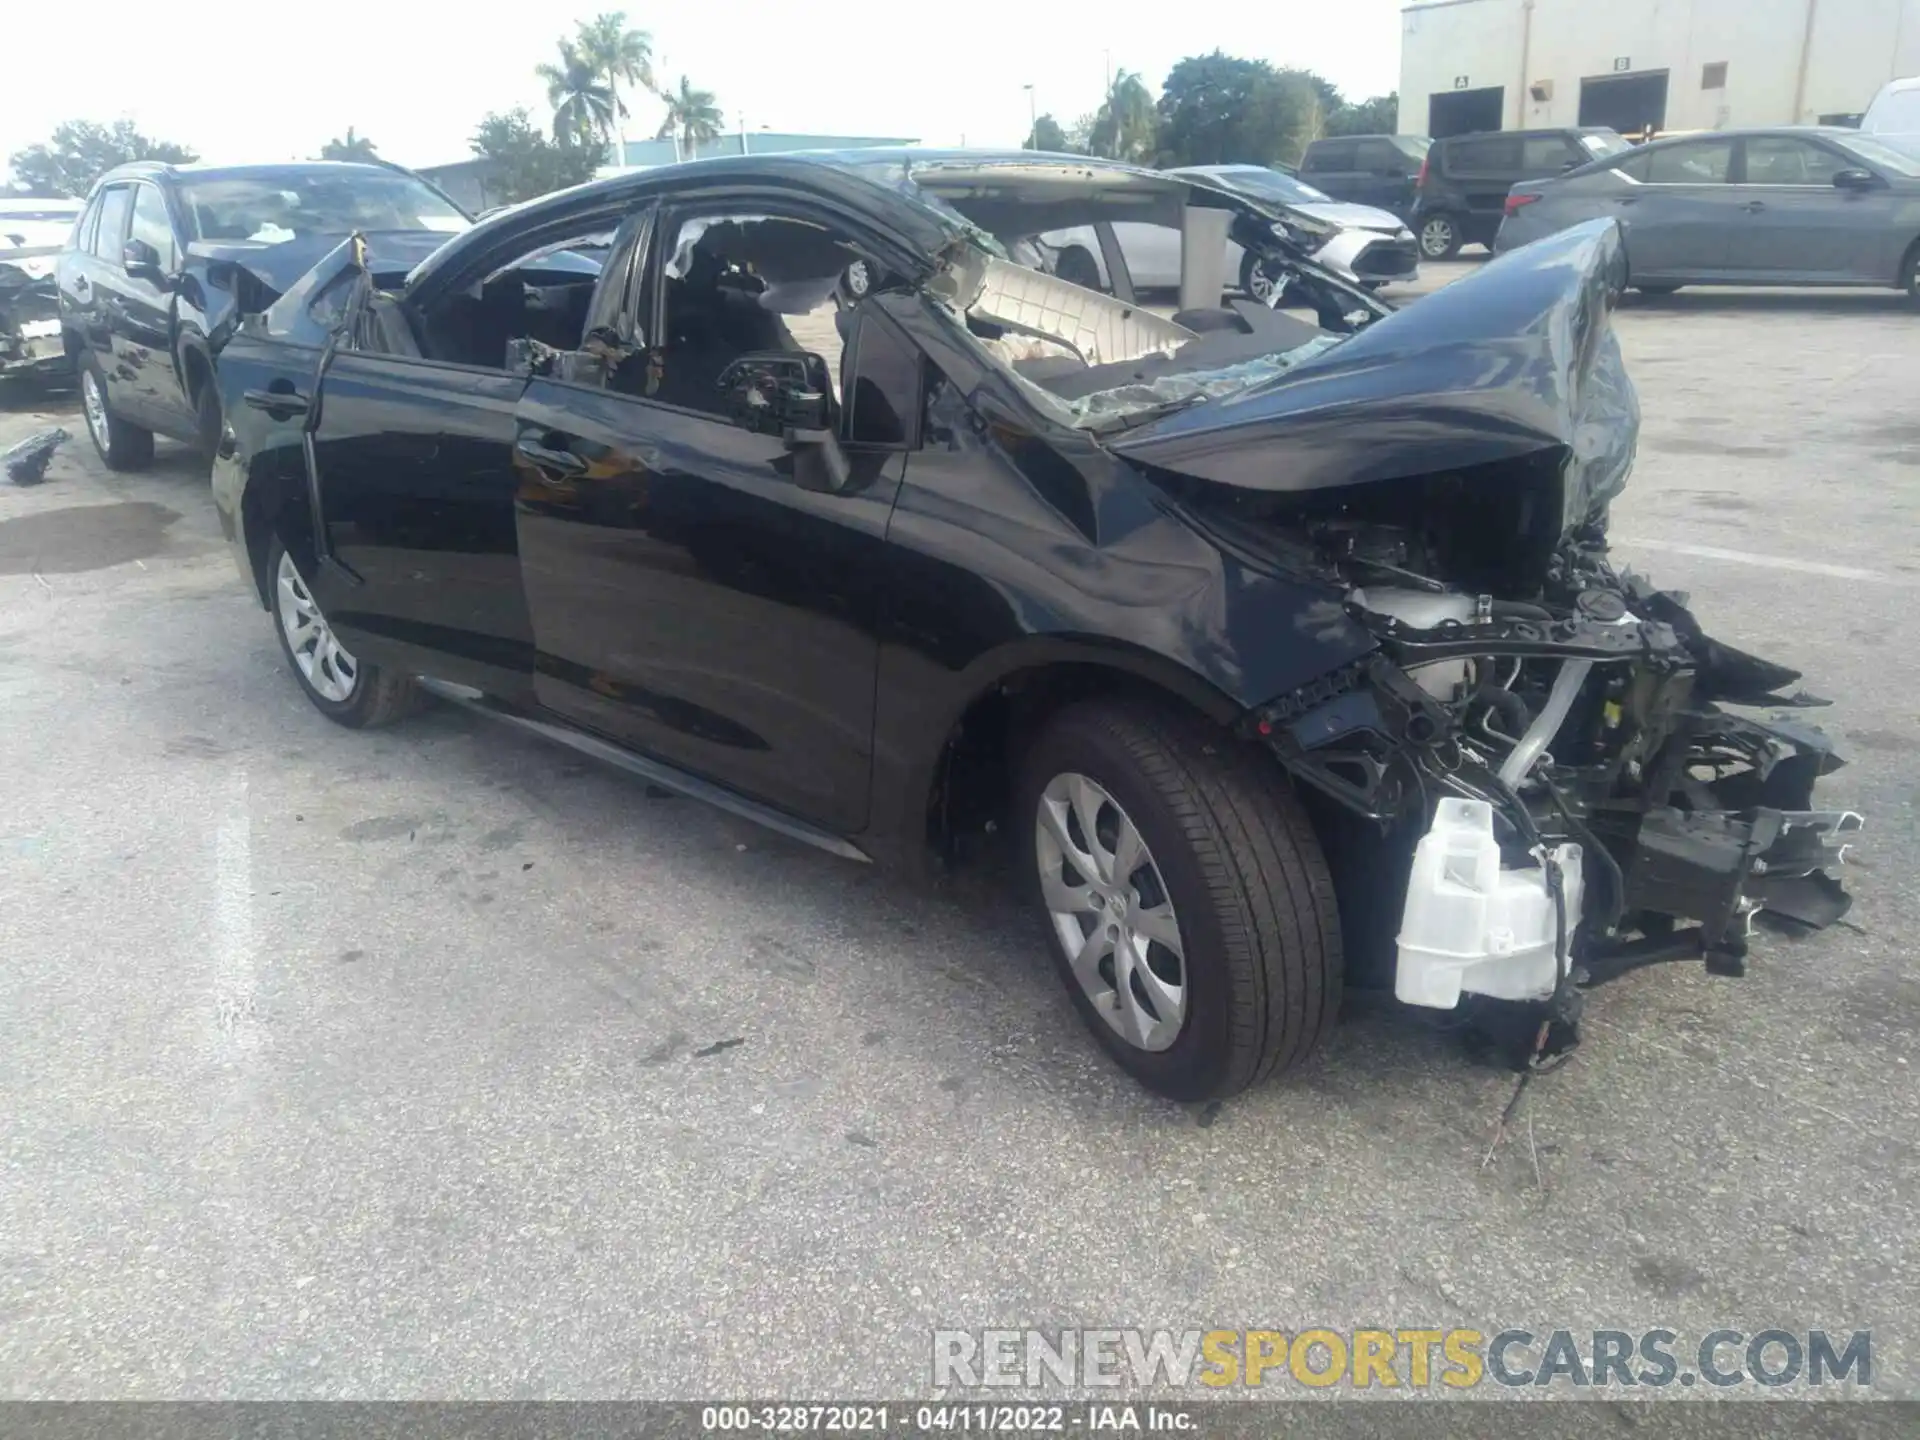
1863, 75, 1920, 159
1038, 164, 1419, 301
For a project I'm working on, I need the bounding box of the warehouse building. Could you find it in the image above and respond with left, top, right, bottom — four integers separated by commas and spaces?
1400, 0, 1920, 138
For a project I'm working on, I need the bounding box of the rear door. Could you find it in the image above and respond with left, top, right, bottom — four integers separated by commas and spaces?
1441, 134, 1522, 241
304, 353, 534, 697
1731, 135, 1892, 280
79, 184, 134, 401
513, 202, 916, 834
1612, 137, 1740, 277
1348, 139, 1410, 212
1301, 140, 1361, 204
116, 182, 189, 431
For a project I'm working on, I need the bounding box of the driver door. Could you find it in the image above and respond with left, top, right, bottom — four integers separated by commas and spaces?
513, 203, 916, 834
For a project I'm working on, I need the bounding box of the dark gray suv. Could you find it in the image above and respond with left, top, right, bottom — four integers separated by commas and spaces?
1495, 128, 1920, 298
1412, 128, 1630, 258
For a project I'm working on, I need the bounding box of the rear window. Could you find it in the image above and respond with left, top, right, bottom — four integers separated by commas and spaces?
1617, 138, 1734, 183
1580, 131, 1632, 158
1394, 136, 1433, 158
1302, 141, 1356, 172
1521, 136, 1579, 171
90, 186, 133, 261
1355, 138, 1410, 172
1445, 135, 1520, 172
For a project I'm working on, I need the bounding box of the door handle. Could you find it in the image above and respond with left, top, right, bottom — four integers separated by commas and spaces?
244, 387, 309, 416
514, 435, 586, 480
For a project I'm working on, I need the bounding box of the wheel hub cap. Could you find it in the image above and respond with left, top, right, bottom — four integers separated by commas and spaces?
275, 551, 359, 703
1035, 772, 1188, 1052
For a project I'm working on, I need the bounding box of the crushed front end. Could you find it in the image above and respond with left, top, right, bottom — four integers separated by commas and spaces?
0, 251, 65, 380
1130, 222, 1860, 1064
1244, 524, 1859, 1056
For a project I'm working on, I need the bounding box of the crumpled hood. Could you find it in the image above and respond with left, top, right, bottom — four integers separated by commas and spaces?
187, 227, 454, 297
1107, 219, 1637, 533
1289, 201, 1408, 234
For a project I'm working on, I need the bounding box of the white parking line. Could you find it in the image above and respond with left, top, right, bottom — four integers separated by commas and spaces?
1612, 537, 1901, 584
212, 766, 259, 1053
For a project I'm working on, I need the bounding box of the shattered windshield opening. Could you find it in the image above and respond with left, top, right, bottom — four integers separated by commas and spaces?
831, 153, 1381, 431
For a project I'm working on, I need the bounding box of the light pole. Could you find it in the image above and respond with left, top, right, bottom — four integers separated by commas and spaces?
1024, 83, 1036, 147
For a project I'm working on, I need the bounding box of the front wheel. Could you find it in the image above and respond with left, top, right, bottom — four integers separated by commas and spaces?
1417, 214, 1463, 260
270, 540, 417, 728
1017, 701, 1343, 1101
1900, 244, 1920, 305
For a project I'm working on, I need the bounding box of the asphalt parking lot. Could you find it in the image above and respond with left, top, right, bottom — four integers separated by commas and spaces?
3, 259, 1917, 1403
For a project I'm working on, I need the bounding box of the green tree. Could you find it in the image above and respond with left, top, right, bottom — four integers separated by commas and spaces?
655, 76, 724, 152
1025, 114, 1070, 152
471, 108, 603, 207
575, 11, 655, 161
537, 39, 617, 147
8, 120, 198, 198
320, 127, 379, 162
1087, 69, 1158, 162
1326, 93, 1399, 137
1153, 53, 1311, 169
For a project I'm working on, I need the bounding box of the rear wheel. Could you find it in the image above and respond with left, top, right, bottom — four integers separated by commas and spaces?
1017, 700, 1342, 1101
1901, 243, 1920, 305
79, 354, 154, 471
1417, 214, 1463, 260
270, 540, 417, 728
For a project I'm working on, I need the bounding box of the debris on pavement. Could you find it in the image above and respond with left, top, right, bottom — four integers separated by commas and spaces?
4, 426, 68, 485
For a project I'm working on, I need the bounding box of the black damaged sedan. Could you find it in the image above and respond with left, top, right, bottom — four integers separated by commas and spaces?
209, 151, 1859, 1100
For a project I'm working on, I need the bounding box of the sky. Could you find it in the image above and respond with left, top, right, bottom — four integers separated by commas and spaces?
1, 0, 1405, 177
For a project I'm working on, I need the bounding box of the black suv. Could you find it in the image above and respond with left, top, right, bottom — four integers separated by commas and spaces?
1297, 135, 1430, 222
56, 162, 467, 470
1411, 127, 1630, 258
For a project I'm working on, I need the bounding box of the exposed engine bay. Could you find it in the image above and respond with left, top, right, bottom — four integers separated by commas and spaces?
1227, 504, 1859, 1061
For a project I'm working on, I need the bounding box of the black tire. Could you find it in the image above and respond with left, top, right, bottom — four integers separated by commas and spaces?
194, 374, 223, 458
78, 352, 154, 471
1416, 214, 1463, 261
268, 538, 418, 729
1901, 242, 1920, 306
1053, 245, 1102, 290
1238, 252, 1281, 303
1016, 700, 1343, 1101
1634, 283, 1683, 297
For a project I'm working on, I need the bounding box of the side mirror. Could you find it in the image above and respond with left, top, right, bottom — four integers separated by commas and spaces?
1832, 167, 1882, 191
122, 237, 164, 283
715, 351, 850, 492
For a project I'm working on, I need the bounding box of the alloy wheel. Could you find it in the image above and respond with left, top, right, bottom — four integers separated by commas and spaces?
275, 551, 359, 703
1247, 261, 1280, 304
1419, 217, 1456, 258
81, 370, 108, 454
1035, 772, 1188, 1052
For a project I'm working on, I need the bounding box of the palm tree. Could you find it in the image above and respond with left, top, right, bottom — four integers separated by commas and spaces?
655, 76, 724, 156
575, 12, 654, 163
1088, 70, 1157, 163
536, 39, 616, 148
319, 127, 379, 162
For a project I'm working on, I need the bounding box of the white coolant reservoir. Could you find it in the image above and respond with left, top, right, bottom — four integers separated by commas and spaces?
1395, 798, 1585, 1009
1349, 587, 1475, 700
